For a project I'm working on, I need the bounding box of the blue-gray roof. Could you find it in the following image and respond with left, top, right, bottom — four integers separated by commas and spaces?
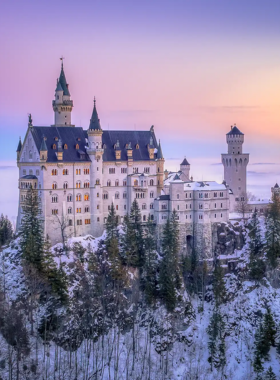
21, 175, 38, 180
16, 138, 22, 152
31, 126, 90, 163
181, 157, 190, 166
57, 63, 70, 96
157, 140, 163, 159
227, 126, 244, 136
40, 137, 48, 151
89, 99, 101, 130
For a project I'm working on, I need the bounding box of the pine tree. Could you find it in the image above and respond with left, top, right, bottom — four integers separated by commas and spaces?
266, 193, 280, 268
159, 210, 182, 311
0, 214, 13, 246
249, 209, 263, 257
19, 186, 45, 271
207, 308, 226, 371
212, 260, 227, 306
249, 258, 266, 283
264, 366, 277, 380
263, 307, 276, 348
142, 216, 158, 304
105, 203, 119, 245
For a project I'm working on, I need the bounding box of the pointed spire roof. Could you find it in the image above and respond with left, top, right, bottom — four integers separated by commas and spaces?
173, 173, 181, 180
16, 137, 22, 152
157, 140, 163, 159
227, 125, 244, 136
89, 98, 102, 130
181, 157, 190, 166
40, 136, 48, 151
56, 79, 63, 92
57, 62, 70, 96
274, 183, 279, 188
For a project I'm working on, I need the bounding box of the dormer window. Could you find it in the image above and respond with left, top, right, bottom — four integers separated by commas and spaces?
136, 144, 139, 149
53, 144, 56, 149
77, 138, 81, 141
64, 144, 68, 149
54, 137, 58, 141
76, 144, 79, 150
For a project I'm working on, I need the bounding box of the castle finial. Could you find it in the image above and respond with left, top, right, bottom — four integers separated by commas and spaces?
94, 97, 96, 108
60, 56, 65, 67
28, 114, 33, 127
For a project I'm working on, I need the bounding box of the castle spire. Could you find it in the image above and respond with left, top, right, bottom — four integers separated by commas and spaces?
16, 137, 22, 152
157, 139, 163, 159
89, 98, 102, 130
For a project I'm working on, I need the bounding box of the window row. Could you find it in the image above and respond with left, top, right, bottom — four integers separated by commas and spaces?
51, 168, 90, 176
52, 181, 90, 189
66, 194, 90, 202
22, 169, 40, 176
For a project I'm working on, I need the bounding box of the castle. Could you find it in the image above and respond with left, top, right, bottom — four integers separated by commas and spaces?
16, 62, 251, 256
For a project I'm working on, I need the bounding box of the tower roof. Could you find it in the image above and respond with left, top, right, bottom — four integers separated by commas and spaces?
40, 136, 48, 151
16, 138, 22, 152
157, 140, 163, 159
274, 183, 279, 188
180, 157, 190, 166
227, 125, 244, 136
89, 98, 102, 130
57, 62, 70, 96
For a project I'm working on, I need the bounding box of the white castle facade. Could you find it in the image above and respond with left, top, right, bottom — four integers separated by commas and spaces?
16, 63, 250, 255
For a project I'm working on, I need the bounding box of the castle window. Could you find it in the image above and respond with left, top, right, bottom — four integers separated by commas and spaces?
136, 144, 139, 149
115, 180, 119, 186
124, 205, 127, 210
107, 180, 111, 187
68, 207, 72, 214
144, 167, 150, 174
151, 214, 154, 221
150, 179, 154, 186
97, 193, 99, 198
204, 193, 208, 198
76, 144, 79, 150
177, 194, 179, 199
76, 181, 81, 189
190, 193, 192, 198
199, 193, 203, 198
51, 209, 58, 215
52, 182, 57, 190
68, 219, 73, 226
115, 192, 119, 199
220, 192, 224, 197
84, 181, 90, 188
84, 193, 89, 201
143, 215, 146, 221
29, 150, 32, 159
150, 203, 154, 209
77, 219, 82, 225
177, 205, 179, 210
36, 170, 39, 176
76, 169, 81, 175
133, 168, 139, 174
64, 144, 68, 149
214, 192, 217, 197
84, 168, 90, 175
97, 205, 99, 209
162, 214, 167, 220
109, 168, 115, 174
23, 169, 26, 175
63, 169, 68, 175
85, 219, 91, 225
76, 208, 81, 213
134, 180, 138, 186
97, 217, 100, 222
221, 203, 223, 208
53, 144, 56, 150
142, 204, 147, 210
67, 194, 72, 202
215, 214, 216, 218
52, 195, 58, 203
123, 180, 127, 186
123, 192, 127, 199
96, 179, 100, 185
103, 193, 108, 200
54, 137, 58, 141
215, 203, 216, 208
121, 168, 127, 174
63, 182, 68, 189
29, 170, 33, 175
76, 194, 81, 201
199, 214, 203, 220
190, 215, 192, 219
199, 204, 203, 209
221, 213, 223, 217
85, 206, 89, 212
161, 204, 167, 210
150, 191, 154, 198
52, 169, 58, 176
116, 205, 119, 210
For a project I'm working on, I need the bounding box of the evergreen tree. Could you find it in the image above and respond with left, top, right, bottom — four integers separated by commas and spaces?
263, 307, 276, 348
159, 210, 182, 311
207, 308, 226, 371
121, 200, 144, 267
212, 260, 227, 306
19, 186, 45, 271
266, 193, 280, 268
264, 366, 277, 380
0, 214, 13, 246
249, 258, 266, 283
142, 216, 158, 304
105, 203, 119, 245
249, 209, 263, 257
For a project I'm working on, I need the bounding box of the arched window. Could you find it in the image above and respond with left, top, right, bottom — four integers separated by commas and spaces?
115, 192, 119, 199
84, 193, 89, 201
76, 194, 81, 201
103, 192, 108, 199
52, 195, 58, 203
107, 180, 111, 187
123, 192, 127, 199
150, 203, 154, 209
67, 194, 72, 202
63, 182, 68, 189
150, 191, 154, 198
84, 181, 90, 188
52, 182, 57, 190
151, 214, 154, 221
76, 144, 79, 150
85, 206, 90, 213
134, 180, 138, 186
115, 180, 119, 186
64, 144, 68, 149
136, 144, 139, 149
76, 181, 81, 189
53, 144, 56, 150
63, 169, 68, 175
68, 207, 72, 214
29, 150, 32, 159
96, 179, 100, 185
52, 169, 57, 176
142, 204, 146, 210
150, 179, 154, 186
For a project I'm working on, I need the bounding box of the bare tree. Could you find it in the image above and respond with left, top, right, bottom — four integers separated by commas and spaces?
235, 192, 250, 219
52, 212, 73, 250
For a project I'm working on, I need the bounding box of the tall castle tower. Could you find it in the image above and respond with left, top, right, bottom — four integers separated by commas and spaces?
87, 99, 104, 236
222, 125, 249, 211
52, 61, 73, 126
